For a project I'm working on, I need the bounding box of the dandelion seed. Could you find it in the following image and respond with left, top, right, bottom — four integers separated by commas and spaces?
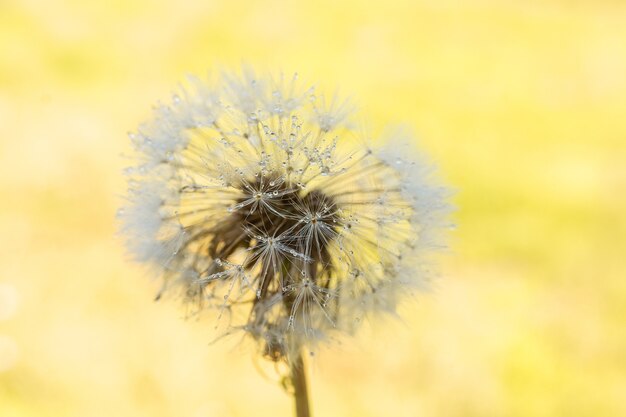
119, 69, 451, 417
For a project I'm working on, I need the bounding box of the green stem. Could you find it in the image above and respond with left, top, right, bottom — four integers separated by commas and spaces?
291, 352, 311, 417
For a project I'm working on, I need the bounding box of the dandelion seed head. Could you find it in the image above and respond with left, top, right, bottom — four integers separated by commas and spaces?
119, 69, 451, 361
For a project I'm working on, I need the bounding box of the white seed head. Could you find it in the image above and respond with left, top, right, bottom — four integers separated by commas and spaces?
119, 70, 451, 361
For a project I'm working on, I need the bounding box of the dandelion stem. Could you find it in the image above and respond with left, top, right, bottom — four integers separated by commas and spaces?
291, 352, 311, 417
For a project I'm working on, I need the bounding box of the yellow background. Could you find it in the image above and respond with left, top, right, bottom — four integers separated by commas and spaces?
1, 0, 625, 416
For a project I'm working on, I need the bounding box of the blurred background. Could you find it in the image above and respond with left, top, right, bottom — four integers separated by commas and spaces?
1, 0, 625, 416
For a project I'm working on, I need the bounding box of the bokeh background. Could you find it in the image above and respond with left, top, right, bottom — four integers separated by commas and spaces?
1, 0, 625, 416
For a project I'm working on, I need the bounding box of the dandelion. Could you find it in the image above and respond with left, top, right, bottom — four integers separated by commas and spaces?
119, 69, 451, 417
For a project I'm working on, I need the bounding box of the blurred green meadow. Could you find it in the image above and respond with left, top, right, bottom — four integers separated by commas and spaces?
1, 0, 625, 416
